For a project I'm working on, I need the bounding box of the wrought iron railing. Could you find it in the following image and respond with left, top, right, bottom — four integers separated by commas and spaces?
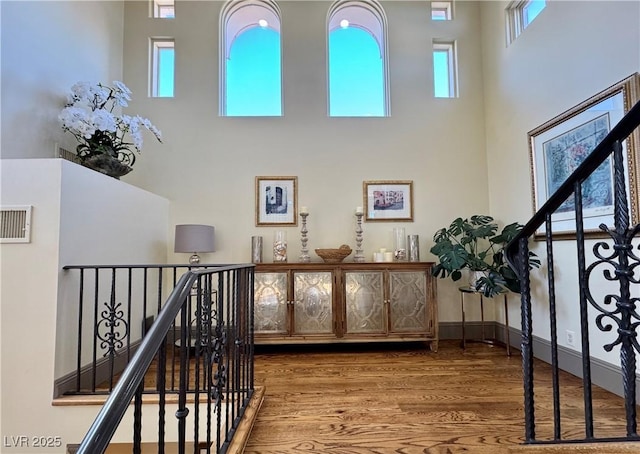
505, 98, 640, 445
60, 264, 230, 395
65, 264, 255, 453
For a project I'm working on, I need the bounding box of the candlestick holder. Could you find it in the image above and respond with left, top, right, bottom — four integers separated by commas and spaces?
300, 212, 310, 262
354, 212, 365, 262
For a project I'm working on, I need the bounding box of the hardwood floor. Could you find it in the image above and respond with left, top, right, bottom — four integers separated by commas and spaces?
244, 340, 634, 453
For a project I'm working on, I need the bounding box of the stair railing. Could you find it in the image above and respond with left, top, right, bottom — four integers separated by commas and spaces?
505, 98, 640, 445
74, 264, 254, 454
60, 264, 238, 396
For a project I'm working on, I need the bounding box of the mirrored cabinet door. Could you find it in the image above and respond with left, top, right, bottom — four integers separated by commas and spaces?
388, 271, 428, 333
254, 272, 289, 334
344, 271, 385, 334
293, 271, 333, 335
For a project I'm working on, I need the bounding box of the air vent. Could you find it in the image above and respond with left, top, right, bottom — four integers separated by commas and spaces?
57, 145, 81, 164
0, 206, 32, 243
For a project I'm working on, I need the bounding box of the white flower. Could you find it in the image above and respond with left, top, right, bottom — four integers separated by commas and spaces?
92, 109, 117, 133
59, 81, 162, 166
68, 81, 92, 104
59, 106, 96, 139
112, 81, 132, 107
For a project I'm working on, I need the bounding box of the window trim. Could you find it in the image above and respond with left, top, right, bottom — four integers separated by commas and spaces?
151, 0, 175, 18
150, 38, 175, 97
326, 0, 390, 117
431, 1, 453, 21
433, 41, 458, 98
505, 0, 545, 45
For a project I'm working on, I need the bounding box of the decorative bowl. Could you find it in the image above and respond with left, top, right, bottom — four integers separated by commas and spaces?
315, 245, 353, 263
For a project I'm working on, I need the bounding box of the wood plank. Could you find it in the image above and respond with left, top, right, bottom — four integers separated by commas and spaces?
509, 442, 640, 453
244, 341, 638, 453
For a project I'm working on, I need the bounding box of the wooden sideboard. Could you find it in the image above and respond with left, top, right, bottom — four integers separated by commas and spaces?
253, 262, 438, 351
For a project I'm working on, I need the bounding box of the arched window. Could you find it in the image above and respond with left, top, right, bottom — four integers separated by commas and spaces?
327, 0, 389, 117
220, 0, 282, 116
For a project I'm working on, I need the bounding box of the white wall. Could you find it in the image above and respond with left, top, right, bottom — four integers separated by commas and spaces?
120, 0, 490, 321
56, 160, 169, 378
0, 0, 125, 160
0, 0, 492, 321
480, 1, 640, 363
0, 2, 127, 446
0, 159, 169, 451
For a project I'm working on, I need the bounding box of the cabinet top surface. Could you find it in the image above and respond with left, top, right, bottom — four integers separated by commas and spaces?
255, 261, 434, 270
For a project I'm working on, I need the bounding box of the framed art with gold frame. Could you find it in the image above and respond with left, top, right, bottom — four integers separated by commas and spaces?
528, 73, 640, 239
363, 180, 414, 222
255, 176, 298, 226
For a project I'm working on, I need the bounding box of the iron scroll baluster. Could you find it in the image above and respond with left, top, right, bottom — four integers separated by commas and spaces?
97, 301, 128, 356
584, 140, 640, 437
519, 237, 536, 442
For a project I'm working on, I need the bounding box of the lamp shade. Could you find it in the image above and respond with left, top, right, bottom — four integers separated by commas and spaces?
174, 224, 215, 253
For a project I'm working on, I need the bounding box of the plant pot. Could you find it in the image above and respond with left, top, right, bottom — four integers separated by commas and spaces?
82, 154, 133, 179
468, 270, 487, 291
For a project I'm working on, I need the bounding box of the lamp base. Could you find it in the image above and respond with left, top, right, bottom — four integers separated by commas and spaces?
189, 254, 201, 265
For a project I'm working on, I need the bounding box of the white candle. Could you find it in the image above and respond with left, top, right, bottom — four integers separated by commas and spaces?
355, 206, 363, 215
300, 206, 309, 215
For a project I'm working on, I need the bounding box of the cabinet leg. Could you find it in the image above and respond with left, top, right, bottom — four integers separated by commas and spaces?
460, 291, 466, 349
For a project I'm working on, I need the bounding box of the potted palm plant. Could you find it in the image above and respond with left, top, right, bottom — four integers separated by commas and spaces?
430, 215, 540, 297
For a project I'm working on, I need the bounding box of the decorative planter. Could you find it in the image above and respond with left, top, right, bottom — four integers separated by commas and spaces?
82, 154, 133, 179
468, 270, 488, 291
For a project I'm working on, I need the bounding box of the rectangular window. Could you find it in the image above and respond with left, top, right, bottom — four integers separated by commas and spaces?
431, 1, 452, 21
506, 0, 545, 45
151, 39, 175, 97
433, 41, 457, 98
523, 0, 545, 26
152, 0, 175, 18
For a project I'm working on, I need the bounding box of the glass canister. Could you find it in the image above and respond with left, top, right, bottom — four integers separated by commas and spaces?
393, 227, 406, 261
251, 236, 263, 263
273, 230, 287, 262
408, 234, 420, 262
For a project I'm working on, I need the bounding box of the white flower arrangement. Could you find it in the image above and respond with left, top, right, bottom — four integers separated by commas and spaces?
59, 81, 162, 168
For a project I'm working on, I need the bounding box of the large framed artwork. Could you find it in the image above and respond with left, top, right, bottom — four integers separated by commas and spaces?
529, 73, 640, 239
363, 180, 414, 222
255, 176, 298, 226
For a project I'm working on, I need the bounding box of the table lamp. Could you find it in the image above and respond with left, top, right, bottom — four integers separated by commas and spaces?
174, 224, 215, 265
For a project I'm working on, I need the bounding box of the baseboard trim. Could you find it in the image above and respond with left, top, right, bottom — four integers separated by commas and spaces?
54, 340, 142, 397
439, 321, 639, 399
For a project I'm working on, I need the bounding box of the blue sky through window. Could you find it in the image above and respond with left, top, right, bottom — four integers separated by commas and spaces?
524, 0, 545, 26
329, 27, 384, 117
226, 26, 282, 116
433, 49, 450, 97
158, 47, 174, 97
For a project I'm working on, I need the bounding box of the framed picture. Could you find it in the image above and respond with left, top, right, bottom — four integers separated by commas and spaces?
363, 180, 414, 222
529, 73, 640, 239
255, 176, 298, 226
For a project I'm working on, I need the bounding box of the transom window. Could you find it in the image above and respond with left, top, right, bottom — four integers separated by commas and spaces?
506, 0, 546, 44
151, 39, 175, 97
433, 41, 457, 98
152, 0, 175, 18
431, 1, 453, 21
327, 0, 389, 117
220, 0, 282, 116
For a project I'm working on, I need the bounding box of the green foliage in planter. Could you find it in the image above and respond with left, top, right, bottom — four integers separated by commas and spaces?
430, 215, 540, 297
